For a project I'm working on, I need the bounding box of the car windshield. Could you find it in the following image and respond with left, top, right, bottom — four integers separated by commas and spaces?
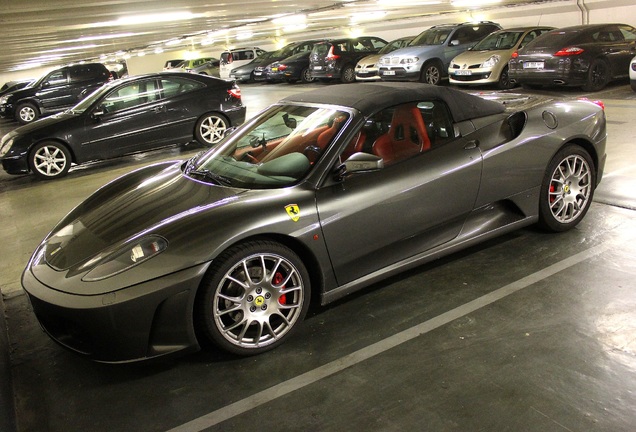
67, 81, 117, 114
411, 28, 453, 46
378, 37, 413, 54
188, 104, 350, 189
472, 31, 524, 50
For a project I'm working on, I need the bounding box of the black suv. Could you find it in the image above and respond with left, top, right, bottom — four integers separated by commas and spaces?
309, 37, 388, 83
0, 63, 110, 124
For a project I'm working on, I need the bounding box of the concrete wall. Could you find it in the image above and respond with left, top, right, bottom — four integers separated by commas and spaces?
1, 0, 634, 83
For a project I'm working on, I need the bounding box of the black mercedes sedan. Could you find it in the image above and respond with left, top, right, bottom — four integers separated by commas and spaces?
0, 72, 246, 179
508, 23, 636, 91
265, 51, 314, 83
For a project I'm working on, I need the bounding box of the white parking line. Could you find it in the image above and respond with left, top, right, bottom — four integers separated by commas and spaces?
166, 240, 612, 432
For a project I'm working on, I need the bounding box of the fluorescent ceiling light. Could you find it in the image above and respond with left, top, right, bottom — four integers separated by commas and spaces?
272, 14, 307, 25
350, 11, 386, 24
236, 32, 253, 40
451, 0, 502, 6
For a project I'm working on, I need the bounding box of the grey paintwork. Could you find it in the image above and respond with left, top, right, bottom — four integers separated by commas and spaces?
22, 82, 607, 362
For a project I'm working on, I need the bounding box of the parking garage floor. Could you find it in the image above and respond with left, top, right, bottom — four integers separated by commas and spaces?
1, 82, 636, 432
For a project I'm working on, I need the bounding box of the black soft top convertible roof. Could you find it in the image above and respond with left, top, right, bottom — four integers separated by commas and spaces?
282, 82, 505, 122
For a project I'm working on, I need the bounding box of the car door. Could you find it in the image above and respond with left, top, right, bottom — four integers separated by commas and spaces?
612, 25, 636, 75
37, 69, 74, 112
315, 101, 482, 286
79, 78, 169, 160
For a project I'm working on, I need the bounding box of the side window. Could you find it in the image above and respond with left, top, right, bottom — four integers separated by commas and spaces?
369, 38, 388, 50
100, 80, 161, 113
161, 78, 204, 98
45, 70, 67, 86
70, 66, 103, 83
618, 25, 636, 41
418, 101, 454, 147
352, 39, 373, 52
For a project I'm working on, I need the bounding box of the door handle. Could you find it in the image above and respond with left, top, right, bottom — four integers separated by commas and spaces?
464, 140, 479, 149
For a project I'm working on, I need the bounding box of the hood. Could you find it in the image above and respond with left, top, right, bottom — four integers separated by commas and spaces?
452, 49, 514, 65
357, 54, 381, 67
15, 111, 77, 135
43, 161, 243, 271
380, 45, 441, 60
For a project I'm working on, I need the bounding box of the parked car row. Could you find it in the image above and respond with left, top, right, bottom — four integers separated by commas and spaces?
222, 21, 636, 93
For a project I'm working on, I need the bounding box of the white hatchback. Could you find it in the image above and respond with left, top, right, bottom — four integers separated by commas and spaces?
219, 47, 266, 79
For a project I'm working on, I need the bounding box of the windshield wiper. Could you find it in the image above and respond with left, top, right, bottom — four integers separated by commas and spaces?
188, 168, 233, 186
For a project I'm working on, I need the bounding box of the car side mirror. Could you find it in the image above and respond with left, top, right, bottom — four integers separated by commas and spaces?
335, 152, 383, 181
449, 40, 459, 46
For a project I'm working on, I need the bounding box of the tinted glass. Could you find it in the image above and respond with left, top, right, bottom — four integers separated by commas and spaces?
161, 78, 205, 98
99, 80, 161, 113
472, 31, 524, 50
411, 28, 453, 46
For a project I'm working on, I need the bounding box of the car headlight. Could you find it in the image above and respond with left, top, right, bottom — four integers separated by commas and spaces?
0, 95, 10, 105
481, 55, 501, 68
81, 235, 168, 281
400, 57, 419, 65
0, 133, 16, 157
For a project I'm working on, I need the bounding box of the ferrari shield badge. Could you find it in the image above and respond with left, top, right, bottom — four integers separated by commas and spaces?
285, 204, 300, 222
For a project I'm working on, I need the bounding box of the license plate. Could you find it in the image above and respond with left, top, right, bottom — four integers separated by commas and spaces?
455, 70, 472, 76
314, 66, 323, 71
254, 71, 262, 76
383, 70, 395, 76
523, 61, 544, 69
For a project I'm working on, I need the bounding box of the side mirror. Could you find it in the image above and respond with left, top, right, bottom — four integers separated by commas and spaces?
334, 152, 383, 181
449, 40, 459, 46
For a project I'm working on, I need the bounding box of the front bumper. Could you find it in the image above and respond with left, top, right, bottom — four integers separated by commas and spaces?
378, 66, 420, 82
22, 262, 209, 363
1, 154, 29, 175
0, 103, 14, 118
448, 68, 499, 85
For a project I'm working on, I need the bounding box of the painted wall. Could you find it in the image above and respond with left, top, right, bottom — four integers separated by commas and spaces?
1, 0, 635, 83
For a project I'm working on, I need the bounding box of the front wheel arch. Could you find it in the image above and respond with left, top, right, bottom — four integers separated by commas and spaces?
28, 140, 74, 180
420, 59, 444, 85
194, 239, 312, 355
195, 112, 230, 146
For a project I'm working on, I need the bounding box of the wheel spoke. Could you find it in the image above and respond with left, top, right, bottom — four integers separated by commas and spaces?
212, 250, 306, 349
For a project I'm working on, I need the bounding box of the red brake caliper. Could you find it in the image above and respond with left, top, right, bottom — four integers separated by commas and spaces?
274, 272, 286, 305
549, 183, 555, 203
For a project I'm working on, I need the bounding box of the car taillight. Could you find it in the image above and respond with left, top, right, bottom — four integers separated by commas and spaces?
578, 98, 605, 110
554, 46, 584, 56
326, 46, 339, 61
511, 51, 519, 59
228, 86, 241, 99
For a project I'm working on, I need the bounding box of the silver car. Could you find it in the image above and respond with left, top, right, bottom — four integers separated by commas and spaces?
22, 83, 606, 362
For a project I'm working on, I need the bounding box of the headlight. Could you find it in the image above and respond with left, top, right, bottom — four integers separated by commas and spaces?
81, 235, 168, 281
0, 133, 16, 157
400, 57, 419, 65
0, 95, 10, 104
481, 55, 501, 68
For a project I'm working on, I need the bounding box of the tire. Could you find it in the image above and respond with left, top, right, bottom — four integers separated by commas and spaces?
420, 61, 442, 85
581, 59, 610, 92
16, 102, 39, 125
300, 67, 315, 84
196, 240, 311, 355
195, 113, 229, 146
497, 66, 514, 90
28, 141, 72, 180
340, 65, 356, 84
538, 145, 595, 232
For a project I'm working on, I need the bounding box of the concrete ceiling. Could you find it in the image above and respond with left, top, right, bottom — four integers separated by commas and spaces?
1, 0, 557, 74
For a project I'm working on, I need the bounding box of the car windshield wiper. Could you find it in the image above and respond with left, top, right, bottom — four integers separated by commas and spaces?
188, 168, 233, 186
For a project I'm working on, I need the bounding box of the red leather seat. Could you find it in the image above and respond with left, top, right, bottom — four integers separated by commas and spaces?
372, 104, 430, 165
